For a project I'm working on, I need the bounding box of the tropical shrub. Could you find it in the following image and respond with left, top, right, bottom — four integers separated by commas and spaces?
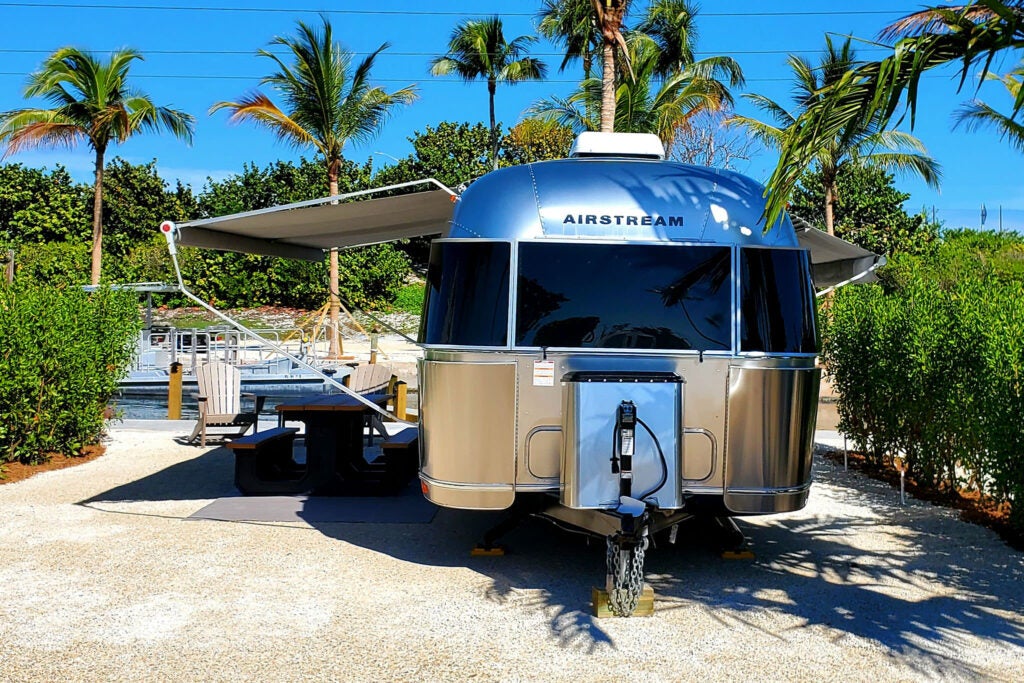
822, 230, 1024, 531
0, 285, 139, 465
8, 240, 90, 288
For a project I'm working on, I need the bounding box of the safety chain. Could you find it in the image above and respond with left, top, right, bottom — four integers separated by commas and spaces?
606, 534, 648, 617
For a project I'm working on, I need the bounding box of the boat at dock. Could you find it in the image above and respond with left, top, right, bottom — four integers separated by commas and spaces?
120, 324, 343, 396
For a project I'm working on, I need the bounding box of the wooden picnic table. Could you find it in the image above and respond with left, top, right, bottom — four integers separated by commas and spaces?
272, 392, 391, 495
228, 391, 419, 496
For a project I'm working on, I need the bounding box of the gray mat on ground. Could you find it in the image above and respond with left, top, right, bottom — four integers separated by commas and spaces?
188, 486, 437, 523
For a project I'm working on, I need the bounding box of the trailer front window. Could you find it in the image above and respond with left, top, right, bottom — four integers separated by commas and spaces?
516, 243, 731, 351
740, 248, 817, 353
421, 241, 510, 346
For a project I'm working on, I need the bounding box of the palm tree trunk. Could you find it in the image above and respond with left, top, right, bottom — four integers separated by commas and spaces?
583, 51, 595, 123
488, 78, 499, 171
824, 182, 836, 236
328, 174, 342, 358
90, 147, 105, 285
601, 40, 616, 132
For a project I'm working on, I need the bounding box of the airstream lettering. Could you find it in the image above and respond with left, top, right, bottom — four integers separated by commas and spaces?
562, 214, 684, 227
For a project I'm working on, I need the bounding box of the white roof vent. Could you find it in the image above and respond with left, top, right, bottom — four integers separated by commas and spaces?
569, 131, 666, 160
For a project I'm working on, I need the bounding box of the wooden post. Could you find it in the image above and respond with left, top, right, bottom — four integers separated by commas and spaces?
3, 250, 13, 284
168, 362, 183, 419
369, 332, 379, 365
394, 381, 407, 421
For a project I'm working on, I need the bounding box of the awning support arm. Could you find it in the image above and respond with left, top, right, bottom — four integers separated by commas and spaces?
161, 223, 413, 425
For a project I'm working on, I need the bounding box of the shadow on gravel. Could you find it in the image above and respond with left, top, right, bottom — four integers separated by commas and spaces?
77, 447, 1024, 668
647, 517, 1024, 679
78, 446, 237, 503
308, 509, 618, 653
309, 465, 1024, 668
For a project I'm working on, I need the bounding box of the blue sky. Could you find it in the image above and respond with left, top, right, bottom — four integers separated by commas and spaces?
1, 0, 1021, 232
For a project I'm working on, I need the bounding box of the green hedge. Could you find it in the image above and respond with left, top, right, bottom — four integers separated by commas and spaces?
823, 231, 1024, 531
0, 285, 140, 465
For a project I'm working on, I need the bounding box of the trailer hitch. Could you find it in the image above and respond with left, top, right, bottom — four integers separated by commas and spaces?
605, 503, 651, 617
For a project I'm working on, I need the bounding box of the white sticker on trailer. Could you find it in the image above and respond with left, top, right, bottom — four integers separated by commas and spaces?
533, 360, 555, 386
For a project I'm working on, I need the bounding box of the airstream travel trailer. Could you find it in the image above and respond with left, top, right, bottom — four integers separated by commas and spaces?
162, 132, 883, 616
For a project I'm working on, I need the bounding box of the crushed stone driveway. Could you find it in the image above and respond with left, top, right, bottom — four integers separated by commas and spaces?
1, 428, 1022, 682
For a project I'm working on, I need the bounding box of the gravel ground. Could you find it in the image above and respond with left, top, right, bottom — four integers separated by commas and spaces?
1, 428, 1022, 682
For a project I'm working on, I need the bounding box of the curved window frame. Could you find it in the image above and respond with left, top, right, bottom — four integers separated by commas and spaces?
420, 238, 513, 349
737, 246, 818, 356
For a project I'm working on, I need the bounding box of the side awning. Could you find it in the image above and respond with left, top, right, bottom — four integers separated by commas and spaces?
166, 181, 883, 293
792, 215, 886, 291
171, 180, 457, 261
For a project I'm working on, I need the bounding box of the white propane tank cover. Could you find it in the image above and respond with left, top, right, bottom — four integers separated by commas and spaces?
569, 131, 666, 160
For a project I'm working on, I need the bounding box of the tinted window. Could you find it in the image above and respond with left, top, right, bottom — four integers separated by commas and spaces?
516, 243, 731, 350
740, 248, 817, 353
421, 241, 510, 346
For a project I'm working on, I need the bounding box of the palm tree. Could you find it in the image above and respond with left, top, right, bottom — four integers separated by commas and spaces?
637, 0, 701, 78
730, 37, 940, 235
0, 47, 194, 285
763, 1, 1024, 225
431, 16, 546, 171
954, 64, 1024, 152
636, 0, 743, 153
538, 0, 600, 80
530, 26, 740, 148
211, 16, 416, 357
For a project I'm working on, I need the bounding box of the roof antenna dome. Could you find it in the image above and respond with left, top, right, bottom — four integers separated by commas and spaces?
569, 132, 665, 160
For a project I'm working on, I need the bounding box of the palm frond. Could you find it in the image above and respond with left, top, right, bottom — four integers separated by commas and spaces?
851, 150, 942, 188
430, 56, 480, 82
123, 97, 195, 143
855, 128, 930, 154
726, 113, 786, 150
637, 0, 700, 78
210, 92, 316, 150
500, 57, 548, 84
0, 111, 84, 156
879, 2, 1022, 40
760, 7, 1020, 224
955, 98, 1024, 152
527, 92, 597, 133
538, 0, 600, 74
741, 93, 796, 127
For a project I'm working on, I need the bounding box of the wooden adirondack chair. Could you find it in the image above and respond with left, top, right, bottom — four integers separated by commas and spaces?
188, 362, 266, 447
345, 363, 395, 395
343, 363, 404, 444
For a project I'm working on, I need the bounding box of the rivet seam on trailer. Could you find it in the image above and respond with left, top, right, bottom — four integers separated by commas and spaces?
448, 219, 485, 238
527, 162, 543, 233
513, 359, 522, 489
698, 179, 718, 242
722, 365, 732, 490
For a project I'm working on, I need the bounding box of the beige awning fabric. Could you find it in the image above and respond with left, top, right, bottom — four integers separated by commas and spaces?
792, 215, 886, 290
174, 185, 457, 262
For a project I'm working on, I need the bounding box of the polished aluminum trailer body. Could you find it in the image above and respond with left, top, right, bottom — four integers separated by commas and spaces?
163, 133, 874, 615
417, 155, 820, 522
